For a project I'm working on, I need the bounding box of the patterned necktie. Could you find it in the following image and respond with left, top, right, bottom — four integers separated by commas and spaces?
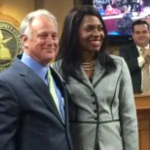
141, 48, 150, 93
47, 69, 65, 120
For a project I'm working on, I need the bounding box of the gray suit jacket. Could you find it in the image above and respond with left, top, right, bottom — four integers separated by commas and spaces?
0, 58, 73, 150
53, 55, 139, 150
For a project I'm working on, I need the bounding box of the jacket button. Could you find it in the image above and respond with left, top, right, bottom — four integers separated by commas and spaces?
94, 109, 97, 113
92, 101, 96, 105
91, 93, 95, 97
95, 117, 98, 120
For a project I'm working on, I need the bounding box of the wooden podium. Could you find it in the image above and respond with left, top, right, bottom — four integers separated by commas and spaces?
135, 94, 150, 150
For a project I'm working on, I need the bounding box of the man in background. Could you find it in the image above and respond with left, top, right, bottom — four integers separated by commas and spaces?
0, 9, 72, 150
120, 20, 150, 93
130, 0, 142, 12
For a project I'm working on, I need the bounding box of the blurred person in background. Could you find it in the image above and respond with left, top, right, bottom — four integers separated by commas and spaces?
120, 20, 150, 93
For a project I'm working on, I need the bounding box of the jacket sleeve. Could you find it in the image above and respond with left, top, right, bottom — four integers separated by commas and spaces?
119, 58, 139, 150
0, 79, 19, 150
119, 46, 140, 73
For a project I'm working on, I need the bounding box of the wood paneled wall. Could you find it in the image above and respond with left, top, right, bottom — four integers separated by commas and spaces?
135, 94, 150, 150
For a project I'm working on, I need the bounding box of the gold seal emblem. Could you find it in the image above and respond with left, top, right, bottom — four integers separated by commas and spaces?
0, 21, 21, 72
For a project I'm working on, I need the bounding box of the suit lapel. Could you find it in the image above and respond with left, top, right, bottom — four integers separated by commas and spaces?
51, 67, 69, 123
74, 61, 105, 91
13, 59, 63, 123
132, 44, 139, 58
92, 60, 105, 87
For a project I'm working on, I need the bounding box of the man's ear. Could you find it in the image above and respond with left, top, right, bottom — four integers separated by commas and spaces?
21, 35, 28, 42
21, 35, 29, 47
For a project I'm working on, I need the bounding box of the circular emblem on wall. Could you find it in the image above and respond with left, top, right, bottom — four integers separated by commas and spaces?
0, 21, 21, 72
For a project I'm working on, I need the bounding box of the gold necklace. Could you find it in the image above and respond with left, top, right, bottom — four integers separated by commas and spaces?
81, 60, 96, 71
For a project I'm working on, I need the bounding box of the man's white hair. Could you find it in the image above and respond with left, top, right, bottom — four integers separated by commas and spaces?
19, 9, 57, 38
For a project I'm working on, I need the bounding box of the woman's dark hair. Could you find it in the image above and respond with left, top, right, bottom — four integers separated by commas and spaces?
58, 5, 116, 82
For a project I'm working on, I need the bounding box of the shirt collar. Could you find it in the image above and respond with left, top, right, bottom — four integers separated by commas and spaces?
21, 52, 49, 81
137, 44, 149, 50
137, 44, 149, 54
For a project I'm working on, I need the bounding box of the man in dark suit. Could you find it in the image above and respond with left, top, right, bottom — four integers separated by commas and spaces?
0, 9, 73, 150
120, 20, 150, 93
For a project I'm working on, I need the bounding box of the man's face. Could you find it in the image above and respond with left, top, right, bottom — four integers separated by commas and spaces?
132, 24, 150, 47
22, 16, 59, 66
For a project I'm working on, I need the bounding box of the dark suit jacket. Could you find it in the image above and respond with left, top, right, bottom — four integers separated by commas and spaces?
120, 43, 142, 93
0, 58, 73, 150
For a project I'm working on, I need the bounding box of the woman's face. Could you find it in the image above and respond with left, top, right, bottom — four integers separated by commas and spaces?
78, 15, 105, 55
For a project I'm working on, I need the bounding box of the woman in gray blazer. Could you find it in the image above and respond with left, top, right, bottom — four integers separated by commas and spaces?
53, 5, 139, 150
